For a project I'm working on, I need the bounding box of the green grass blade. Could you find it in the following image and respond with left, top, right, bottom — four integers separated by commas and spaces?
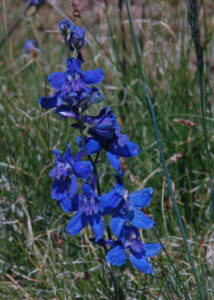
187, 0, 214, 214
125, 0, 205, 299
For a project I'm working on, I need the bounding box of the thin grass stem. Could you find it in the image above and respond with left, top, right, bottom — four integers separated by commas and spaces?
187, 0, 214, 214
125, 0, 205, 299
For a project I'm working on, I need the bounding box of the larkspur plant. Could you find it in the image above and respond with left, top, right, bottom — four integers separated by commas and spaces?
38, 19, 161, 274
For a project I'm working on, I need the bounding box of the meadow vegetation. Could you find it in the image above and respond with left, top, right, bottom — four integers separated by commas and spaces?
0, 0, 213, 299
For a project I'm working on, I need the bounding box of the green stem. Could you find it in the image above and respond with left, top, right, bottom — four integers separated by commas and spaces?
78, 110, 87, 161
187, 0, 214, 213
125, 1, 205, 299
0, 5, 29, 49
0, 2, 46, 49
88, 153, 101, 196
153, 229, 190, 300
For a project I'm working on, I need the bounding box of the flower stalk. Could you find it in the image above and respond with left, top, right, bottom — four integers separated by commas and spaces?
38, 17, 162, 282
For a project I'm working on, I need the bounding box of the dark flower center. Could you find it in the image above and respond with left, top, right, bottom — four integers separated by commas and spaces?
79, 195, 99, 216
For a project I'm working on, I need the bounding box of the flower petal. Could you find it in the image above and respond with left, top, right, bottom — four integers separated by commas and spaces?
99, 190, 122, 210
110, 215, 126, 237
59, 193, 80, 213
109, 140, 141, 158
58, 111, 79, 119
73, 150, 84, 162
48, 72, 66, 90
82, 68, 104, 85
106, 151, 122, 174
129, 187, 153, 208
144, 243, 162, 257
129, 255, 154, 274
38, 92, 59, 109
77, 136, 102, 155
129, 209, 155, 229
51, 179, 68, 200
82, 183, 97, 198
73, 161, 93, 179
89, 214, 103, 241
67, 57, 81, 73
114, 176, 124, 196
70, 174, 77, 198
85, 138, 102, 155
106, 246, 126, 266
66, 211, 88, 235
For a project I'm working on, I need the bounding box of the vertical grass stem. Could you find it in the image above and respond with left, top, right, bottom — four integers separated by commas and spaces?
125, 1, 205, 299
187, 0, 214, 213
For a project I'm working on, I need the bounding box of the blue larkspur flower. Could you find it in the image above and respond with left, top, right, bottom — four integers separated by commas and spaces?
99, 176, 155, 236
27, 0, 45, 6
24, 39, 43, 54
75, 107, 141, 174
65, 183, 104, 241
39, 55, 104, 114
50, 145, 93, 201
103, 225, 162, 273
58, 19, 74, 37
68, 25, 85, 51
58, 19, 85, 51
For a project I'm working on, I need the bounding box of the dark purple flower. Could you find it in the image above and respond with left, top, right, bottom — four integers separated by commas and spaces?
99, 176, 155, 236
58, 19, 74, 37
68, 25, 85, 51
76, 107, 141, 174
38, 56, 104, 114
50, 145, 93, 200
65, 183, 103, 241
24, 39, 43, 53
103, 225, 162, 273
27, 0, 45, 6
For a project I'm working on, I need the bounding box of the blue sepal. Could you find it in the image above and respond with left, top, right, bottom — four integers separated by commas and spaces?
110, 215, 126, 237
144, 243, 162, 257
82, 68, 104, 85
89, 214, 103, 241
106, 151, 123, 174
129, 209, 155, 229
129, 255, 154, 274
48, 72, 66, 90
129, 187, 153, 208
106, 246, 126, 266
66, 211, 88, 236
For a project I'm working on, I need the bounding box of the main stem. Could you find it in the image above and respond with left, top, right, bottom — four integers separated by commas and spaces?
78, 110, 88, 161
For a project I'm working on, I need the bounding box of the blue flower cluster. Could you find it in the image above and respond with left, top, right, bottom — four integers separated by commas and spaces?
38, 19, 161, 274
39, 54, 104, 115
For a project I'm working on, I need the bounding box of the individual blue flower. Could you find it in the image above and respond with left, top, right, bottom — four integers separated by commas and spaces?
39, 56, 104, 113
66, 183, 103, 241
104, 225, 162, 274
99, 176, 155, 237
68, 25, 85, 51
58, 19, 74, 37
27, 0, 45, 6
50, 145, 93, 200
48, 57, 104, 96
24, 39, 43, 54
76, 107, 141, 174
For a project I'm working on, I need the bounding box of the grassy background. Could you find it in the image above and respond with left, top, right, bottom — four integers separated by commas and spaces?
0, 0, 214, 299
